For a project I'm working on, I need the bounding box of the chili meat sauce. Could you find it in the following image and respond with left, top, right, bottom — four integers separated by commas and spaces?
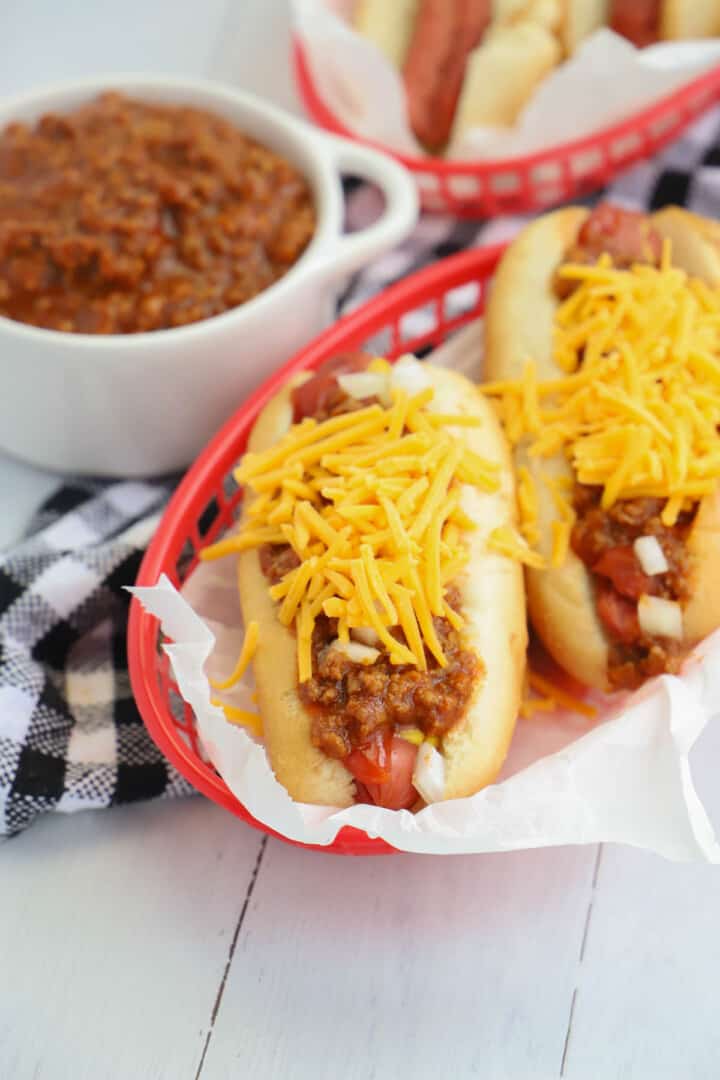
0, 92, 315, 333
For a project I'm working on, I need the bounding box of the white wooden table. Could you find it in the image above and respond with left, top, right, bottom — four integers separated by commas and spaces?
2, 4, 720, 1077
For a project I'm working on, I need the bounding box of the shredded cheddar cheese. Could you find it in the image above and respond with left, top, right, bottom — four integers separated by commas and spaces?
484, 249, 720, 562
519, 693, 558, 718
528, 670, 597, 717
516, 465, 540, 547
212, 699, 264, 738
201, 373, 503, 683
488, 524, 546, 569
209, 621, 259, 691
520, 671, 598, 720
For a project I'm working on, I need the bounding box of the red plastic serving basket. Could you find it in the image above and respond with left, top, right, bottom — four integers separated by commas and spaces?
293, 38, 720, 218
128, 243, 507, 855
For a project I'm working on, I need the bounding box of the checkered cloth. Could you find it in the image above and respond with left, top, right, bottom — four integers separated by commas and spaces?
2, 104, 720, 837
0, 480, 192, 836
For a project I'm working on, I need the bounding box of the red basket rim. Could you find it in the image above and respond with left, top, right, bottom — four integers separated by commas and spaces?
292, 36, 720, 176
128, 243, 507, 855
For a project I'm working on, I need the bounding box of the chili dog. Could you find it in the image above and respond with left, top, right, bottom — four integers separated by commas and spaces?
208, 354, 526, 810
484, 203, 720, 692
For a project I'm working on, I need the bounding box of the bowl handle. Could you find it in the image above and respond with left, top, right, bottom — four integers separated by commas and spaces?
318, 134, 419, 277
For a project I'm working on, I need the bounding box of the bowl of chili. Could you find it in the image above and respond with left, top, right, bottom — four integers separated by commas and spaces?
0, 75, 417, 476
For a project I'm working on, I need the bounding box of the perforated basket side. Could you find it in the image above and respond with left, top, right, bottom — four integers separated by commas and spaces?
292, 39, 720, 218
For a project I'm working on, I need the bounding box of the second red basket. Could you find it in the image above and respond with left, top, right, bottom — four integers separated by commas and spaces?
293, 38, 720, 218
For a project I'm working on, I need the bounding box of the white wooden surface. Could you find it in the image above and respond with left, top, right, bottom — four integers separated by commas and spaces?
0, 800, 265, 1080
201, 842, 598, 1080
2, 4, 720, 1079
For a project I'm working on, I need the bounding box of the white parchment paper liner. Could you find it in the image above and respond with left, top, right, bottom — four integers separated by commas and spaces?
130, 323, 720, 859
292, 0, 720, 161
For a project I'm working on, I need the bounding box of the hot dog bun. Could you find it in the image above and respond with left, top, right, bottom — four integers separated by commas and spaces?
237, 363, 527, 806
651, 208, 720, 647
500, 0, 601, 54
560, 0, 608, 54
661, 0, 720, 40
608, 0, 720, 45
451, 21, 561, 137
353, 0, 420, 67
485, 206, 720, 691
354, 0, 560, 149
236, 376, 354, 807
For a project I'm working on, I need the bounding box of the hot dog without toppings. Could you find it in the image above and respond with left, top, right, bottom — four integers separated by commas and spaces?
608, 0, 662, 47
402, 0, 492, 151
485, 203, 720, 692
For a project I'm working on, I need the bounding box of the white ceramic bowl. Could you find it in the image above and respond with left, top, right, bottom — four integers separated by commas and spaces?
0, 76, 418, 476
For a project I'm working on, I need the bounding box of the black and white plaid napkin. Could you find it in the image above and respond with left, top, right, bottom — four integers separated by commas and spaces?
0, 479, 194, 837
3, 103, 720, 837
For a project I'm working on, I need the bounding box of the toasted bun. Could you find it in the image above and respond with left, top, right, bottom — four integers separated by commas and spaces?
353, 0, 420, 67
495, 0, 561, 28
651, 208, 720, 647
560, 0, 608, 53
237, 364, 526, 806
650, 207, 720, 282
661, 0, 720, 40
485, 204, 720, 691
493, 0, 530, 18
451, 21, 560, 138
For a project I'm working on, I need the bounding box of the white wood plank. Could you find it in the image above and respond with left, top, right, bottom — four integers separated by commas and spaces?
563, 718, 720, 1079
200, 842, 599, 1080
0, 799, 264, 1080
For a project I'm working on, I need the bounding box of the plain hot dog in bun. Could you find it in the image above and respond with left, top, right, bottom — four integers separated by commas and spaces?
401, 0, 494, 151
351, 0, 720, 153
203, 354, 526, 809
352, 0, 559, 150
484, 203, 720, 692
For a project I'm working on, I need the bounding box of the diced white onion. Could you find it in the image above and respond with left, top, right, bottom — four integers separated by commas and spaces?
637, 595, 683, 640
337, 372, 390, 403
634, 535, 669, 576
329, 639, 380, 665
412, 742, 446, 804
389, 354, 430, 395
350, 626, 381, 648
